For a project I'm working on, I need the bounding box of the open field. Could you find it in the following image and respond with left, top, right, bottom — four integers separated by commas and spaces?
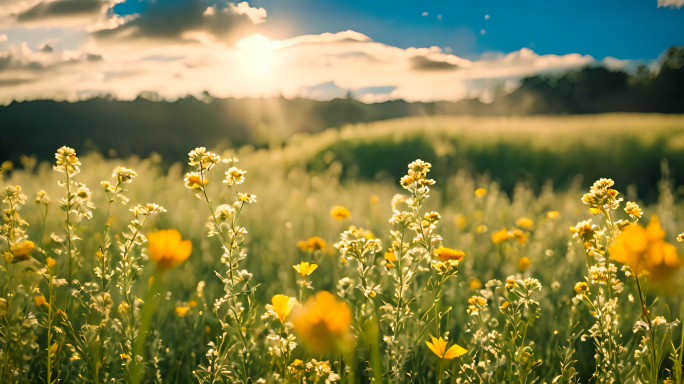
2, 114, 684, 383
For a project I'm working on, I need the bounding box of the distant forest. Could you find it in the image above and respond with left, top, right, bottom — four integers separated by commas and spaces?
1, 47, 683, 162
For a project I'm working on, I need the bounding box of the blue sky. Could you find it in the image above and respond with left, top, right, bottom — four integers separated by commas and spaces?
0, 0, 682, 103
114, 0, 684, 60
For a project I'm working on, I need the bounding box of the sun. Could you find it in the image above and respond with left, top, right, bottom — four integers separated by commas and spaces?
236, 34, 277, 79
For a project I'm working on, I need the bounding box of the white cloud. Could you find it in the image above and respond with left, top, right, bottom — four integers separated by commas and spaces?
230, 1, 266, 25
657, 0, 684, 8
0, 29, 601, 105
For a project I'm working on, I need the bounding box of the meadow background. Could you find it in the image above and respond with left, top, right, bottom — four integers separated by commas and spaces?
2, 113, 684, 383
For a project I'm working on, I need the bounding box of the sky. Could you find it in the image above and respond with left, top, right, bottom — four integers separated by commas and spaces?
0, 0, 682, 104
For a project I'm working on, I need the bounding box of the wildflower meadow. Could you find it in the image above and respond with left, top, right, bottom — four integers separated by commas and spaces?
2, 137, 684, 384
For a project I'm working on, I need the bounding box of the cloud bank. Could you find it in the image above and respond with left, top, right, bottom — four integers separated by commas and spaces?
0, 0, 625, 105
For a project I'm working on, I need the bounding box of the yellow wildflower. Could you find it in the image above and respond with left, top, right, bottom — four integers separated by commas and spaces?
292, 291, 352, 354
54, 146, 80, 174
330, 205, 351, 220
624, 202, 643, 218
574, 282, 588, 296
147, 229, 192, 271
384, 249, 397, 262
505, 277, 518, 290
469, 278, 482, 290
491, 229, 511, 243
433, 247, 465, 262
238, 193, 257, 203
188, 300, 197, 307
610, 215, 682, 281
293, 262, 318, 277
184, 172, 207, 189
175, 306, 190, 317
46, 257, 56, 268
474, 188, 487, 197
515, 217, 534, 229
500, 301, 510, 313
10, 240, 34, 262
224, 167, 247, 185
34, 295, 47, 307
456, 215, 468, 230
511, 229, 527, 245
369, 195, 379, 204
476, 225, 488, 233
518, 256, 531, 271
299, 236, 326, 252
271, 294, 297, 323
546, 211, 560, 219
426, 335, 467, 360
121, 353, 130, 360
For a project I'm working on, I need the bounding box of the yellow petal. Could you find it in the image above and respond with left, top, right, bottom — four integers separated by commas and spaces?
426, 338, 442, 359
308, 263, 318, 275
444, 344, 467, 359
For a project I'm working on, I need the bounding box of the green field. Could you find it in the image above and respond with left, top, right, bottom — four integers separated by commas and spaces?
2, 114, 684, 383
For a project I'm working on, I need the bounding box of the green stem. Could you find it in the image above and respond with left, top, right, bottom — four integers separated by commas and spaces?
64, 170, 74, 312
131, 270, 163, 384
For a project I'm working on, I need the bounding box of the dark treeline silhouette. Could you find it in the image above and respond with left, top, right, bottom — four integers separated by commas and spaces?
1, 47, 683, 163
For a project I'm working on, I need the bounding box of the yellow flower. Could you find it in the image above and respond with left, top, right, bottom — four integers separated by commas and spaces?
330, 205, 351, 220
500, 301, 510, 313
54, 146, 80, 174
491, 229, 511, 243
476, 225, 488, 233
121, 353, 130, 360
518, 257, 531, 271
624, 202, 643, 218
433, 247, 465, 262
184, 172, 207, 189
369, 195, 379, 204
175, 306, 190, 317
147, 229, 192, 271
505, 277, 518, 290
384, 249, 397, 262
456, 215, 468, 230
426, 335, 467, 360
574, 282, 588, 296
511, 229, 528, 245
271, 294, 297, 323
474, 188, 487, 197
299, 236, 326, 251
238, 193, 257, 203
610, 216, 682, 281
515, 217, 534, 229
188, 300, 197, 307
293, 262, 318, 277
546, 211, 560, 219
34, 295, 47, 307
469, 278, 482, 290
46, 257, 56, 268
292, 291, 352, 354
10, 240, 34, 262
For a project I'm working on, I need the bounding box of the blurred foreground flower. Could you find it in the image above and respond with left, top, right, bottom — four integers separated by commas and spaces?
147, 229, 192, 271
433, 247, 465, 262
292, 291, 352, 354
330, 205, 351, 220
426, 335, 467, 360
610, 215, 682, 281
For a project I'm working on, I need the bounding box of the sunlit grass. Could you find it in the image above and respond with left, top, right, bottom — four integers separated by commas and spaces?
1, 130, 684, 382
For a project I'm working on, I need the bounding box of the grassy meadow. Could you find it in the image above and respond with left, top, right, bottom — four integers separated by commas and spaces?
2, 114, 684, 383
